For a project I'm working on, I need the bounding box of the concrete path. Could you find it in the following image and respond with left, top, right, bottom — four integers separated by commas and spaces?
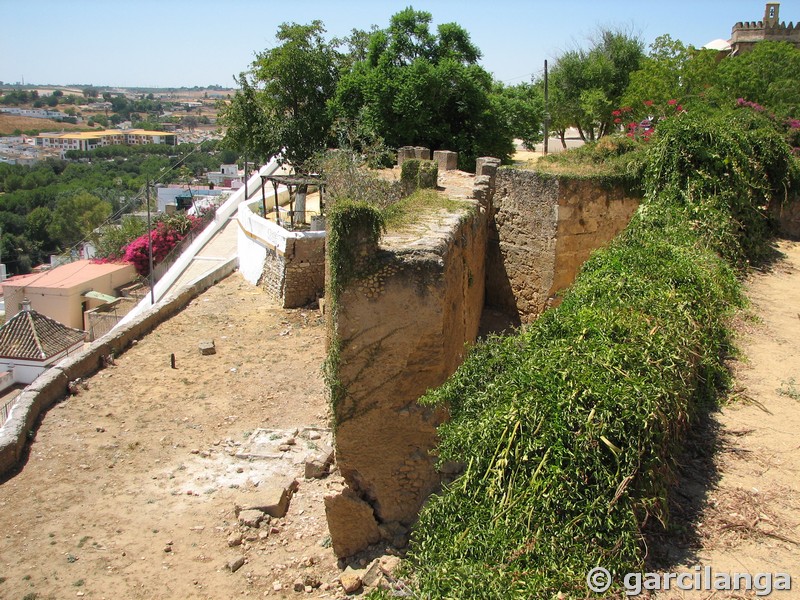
166, 215, 241, 292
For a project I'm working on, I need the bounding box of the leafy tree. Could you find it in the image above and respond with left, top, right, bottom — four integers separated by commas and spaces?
47, 191, 111, 250
494, 82, 544, 149
94, 214, 148, 260
716, 41, 800, 116
622, 35, 722, 123
334, 8, 512, 168
83, 87, 99, 98
549, 30, 644, 141
220, 20, 341, 173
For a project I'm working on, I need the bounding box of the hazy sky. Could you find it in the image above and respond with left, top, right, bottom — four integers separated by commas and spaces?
1, 0, 793, 88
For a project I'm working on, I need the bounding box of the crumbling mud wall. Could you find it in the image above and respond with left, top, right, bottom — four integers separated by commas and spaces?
326, 198, 488, 556
486, 170, 640, 324
770, 190, 800, 239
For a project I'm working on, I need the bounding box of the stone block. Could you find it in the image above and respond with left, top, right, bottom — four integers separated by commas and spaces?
199, 340, 216, 355
433, 150, 458, 171
324, 487, 381, 557
238, 509, 266, 528
397, 146, 417, 166
476, 156, 501, 179
414, 146, 431, 160
243, 477, 298, 518
304, 444, 334, 479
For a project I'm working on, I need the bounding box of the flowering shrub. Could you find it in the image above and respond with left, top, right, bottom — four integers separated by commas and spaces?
123, 214, 205, 277
613, 99, 684, 141
735, 97, 800, 153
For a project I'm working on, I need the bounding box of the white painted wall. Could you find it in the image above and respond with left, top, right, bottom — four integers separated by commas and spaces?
236, 198, 326, 286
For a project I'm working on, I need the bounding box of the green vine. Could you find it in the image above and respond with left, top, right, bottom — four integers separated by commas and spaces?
324, 200, 385, 418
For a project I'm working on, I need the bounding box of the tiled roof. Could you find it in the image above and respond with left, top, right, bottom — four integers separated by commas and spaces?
0, 309, 86, 361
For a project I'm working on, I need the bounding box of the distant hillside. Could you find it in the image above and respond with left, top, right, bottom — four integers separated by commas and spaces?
0, 114, 89, 136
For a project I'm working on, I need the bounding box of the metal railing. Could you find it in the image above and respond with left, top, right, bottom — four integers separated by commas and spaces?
1, 392, 20, 425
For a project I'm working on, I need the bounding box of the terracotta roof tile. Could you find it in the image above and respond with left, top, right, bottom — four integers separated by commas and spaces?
0, 309, 86, 361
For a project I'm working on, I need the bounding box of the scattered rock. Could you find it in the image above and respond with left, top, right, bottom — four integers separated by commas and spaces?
227, 532, 243, 547
199, 340, 216, 355
362, 559, 384, 588
304, 444, 335, 479
293, 578, 305, 592
227, 556, 245, 572
238, 509, 267, 528
339, 567, 363, 593
379, 555, 401, 576
272, 581, 283, 592
244, 478, 299, 518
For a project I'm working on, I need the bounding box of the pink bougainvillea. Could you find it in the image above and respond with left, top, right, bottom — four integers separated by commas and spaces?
122, 215, 204, 277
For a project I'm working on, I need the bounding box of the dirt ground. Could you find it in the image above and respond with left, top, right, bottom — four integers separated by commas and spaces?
0, 273, 356, 599
650, 238, 800, 598
2, 238, 800, 599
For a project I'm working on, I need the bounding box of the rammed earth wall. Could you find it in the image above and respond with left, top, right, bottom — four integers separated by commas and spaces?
326, 166, 641, 556
326, 196, 489, 548
486, 170, 640, 324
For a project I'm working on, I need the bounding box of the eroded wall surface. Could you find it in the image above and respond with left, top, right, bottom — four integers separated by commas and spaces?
327, 200, 488, 549
487, 170, 639, 323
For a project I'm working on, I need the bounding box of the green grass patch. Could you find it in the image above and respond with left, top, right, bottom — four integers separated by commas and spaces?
382, 188, 471, 231
530, 134, 648, 194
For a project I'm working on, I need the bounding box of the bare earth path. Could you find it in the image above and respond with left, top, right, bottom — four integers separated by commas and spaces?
652, 239, 800, 598
0, 273, 349, 599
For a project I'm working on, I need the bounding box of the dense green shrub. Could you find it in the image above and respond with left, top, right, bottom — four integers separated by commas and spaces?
407, 112, 797, 598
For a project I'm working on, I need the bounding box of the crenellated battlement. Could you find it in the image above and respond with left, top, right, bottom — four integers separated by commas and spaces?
733, 20, 797, 32
730, 3, 800, 54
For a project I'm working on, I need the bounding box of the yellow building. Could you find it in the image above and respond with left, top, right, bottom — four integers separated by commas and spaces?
34, 129, 177, 152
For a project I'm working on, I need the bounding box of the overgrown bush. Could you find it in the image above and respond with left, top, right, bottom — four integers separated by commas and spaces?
122, 213, 205, 276
407, 112, 797, 598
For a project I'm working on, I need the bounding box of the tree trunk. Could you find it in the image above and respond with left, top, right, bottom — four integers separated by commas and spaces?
293, 183, 307, 229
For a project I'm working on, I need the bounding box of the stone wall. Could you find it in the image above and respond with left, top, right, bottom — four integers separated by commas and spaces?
237, 199, 326, 308
486, 170, 640, 324
326, 197, 488, 554
770, 190, 800, 239
260, 236, 326, 308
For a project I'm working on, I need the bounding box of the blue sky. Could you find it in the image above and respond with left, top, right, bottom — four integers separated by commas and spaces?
1, 1, 795, 88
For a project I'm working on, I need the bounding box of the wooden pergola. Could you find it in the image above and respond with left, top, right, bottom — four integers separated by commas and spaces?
259, 174, 326, 229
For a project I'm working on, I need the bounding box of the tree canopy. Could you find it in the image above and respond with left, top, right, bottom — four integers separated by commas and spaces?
548, 30, 645, 141
219, 20, 341, 172
221, 9, 539, 171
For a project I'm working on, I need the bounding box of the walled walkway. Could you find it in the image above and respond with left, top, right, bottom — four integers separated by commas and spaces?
166, 215, 240, 293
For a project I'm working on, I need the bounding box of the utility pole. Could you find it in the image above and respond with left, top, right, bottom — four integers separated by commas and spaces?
146, 180, 155, 304
543, 59, 550, 157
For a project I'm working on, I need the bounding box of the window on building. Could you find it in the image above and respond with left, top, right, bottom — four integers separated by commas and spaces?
770, 6, 776, 18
